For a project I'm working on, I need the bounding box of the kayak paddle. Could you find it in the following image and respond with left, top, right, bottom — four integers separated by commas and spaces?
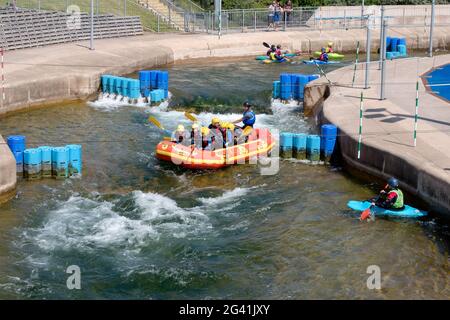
360, 205, 373, 221
263, 42, 271, 48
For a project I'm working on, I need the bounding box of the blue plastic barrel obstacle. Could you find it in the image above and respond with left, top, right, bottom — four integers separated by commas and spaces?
320, 124, 337, 163
280, 133, 294, 158
157, 71, 169, 99
150, 89, 165, 103
306, 135, 321, 162
66, 144, 82, 176
385, 36, 392, 52
280, 73, 292, 100
139, 71, 151, 98
397, 45, 407, 57
293, 133, 307, 160
106, 76, 114, 94
129, 80, 141, 100
390, 37, 399, 53
308, 74, 320, 82
51, 147, 69, 179
386, 52, 394, 60
24, 148, 42, 180
7, 135, 26, 176
38, 146, 52, 178
298, 74, 309, 100
101, 75, 110, 94
150, 71, 160, 89
272, 81, 281, 99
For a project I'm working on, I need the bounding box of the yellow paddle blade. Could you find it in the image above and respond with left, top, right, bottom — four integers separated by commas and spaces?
184, 111, 198, 122
163, 137, 171, 141
148, 116, 164, 130
242, 126, 253, 137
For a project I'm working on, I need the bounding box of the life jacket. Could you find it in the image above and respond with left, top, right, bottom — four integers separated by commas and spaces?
326, 47, 333, 53
319, 52, 328, 62
243, 110, 256, 126
208, 125, 224, 150
389, 189, 404, 209
191, 130, 202, 148
269, 52, 277, 61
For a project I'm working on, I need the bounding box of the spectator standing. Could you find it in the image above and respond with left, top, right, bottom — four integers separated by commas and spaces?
284, 0, 293, 25
267, 2, 276, 31
273, 1, 282, 31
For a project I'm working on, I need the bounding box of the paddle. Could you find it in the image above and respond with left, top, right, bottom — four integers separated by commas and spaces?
184, 111, 198, 122
360, 186, 387, 221
263, 42, 270, 48
148, 116, 172, 140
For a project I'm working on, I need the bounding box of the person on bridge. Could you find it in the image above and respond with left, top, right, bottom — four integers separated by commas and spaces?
371, 177, 405, 210
233, 102, 256, 130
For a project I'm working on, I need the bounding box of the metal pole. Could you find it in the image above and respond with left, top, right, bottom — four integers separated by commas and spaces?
378, 5, 384, 70
157, 14, 160, 32
242, 9, 244, 33
124, 0, 126, 16
352, 41, 360, 87
357, 91, 364, 160
361, 0, 364, 26
380, 18, 386, 100
254, 10, 257, 32
169, 4, 172, 26
429, 0, 435, 57
414, 80, 419, 146
90, 0, 94, 50
365, 17, 371, 89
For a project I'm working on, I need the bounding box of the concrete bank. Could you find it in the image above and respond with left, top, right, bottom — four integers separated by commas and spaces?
0, 135, 16, 204
1, 26, 450, 202
305, 55, 450, 216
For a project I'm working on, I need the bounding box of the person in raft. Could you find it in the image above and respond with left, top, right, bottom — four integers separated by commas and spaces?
208, 117, 224, 151
326, 42, 334, 53
371, 177, 405, 210
233, 102, 256, 130
190, 123, 203, 149
172, 124, 190, 146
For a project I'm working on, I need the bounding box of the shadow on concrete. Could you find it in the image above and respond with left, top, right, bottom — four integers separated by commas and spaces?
381, 117, 406, 123
364, 113, 387, 119
366, 108, 387, 112
344, 94, 381, 101
383, 139, 413, 147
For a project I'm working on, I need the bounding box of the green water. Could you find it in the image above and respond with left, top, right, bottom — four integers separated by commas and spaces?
0, 58, 448, 299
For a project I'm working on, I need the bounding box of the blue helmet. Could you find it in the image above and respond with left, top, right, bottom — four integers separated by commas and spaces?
387, 177, 399, 188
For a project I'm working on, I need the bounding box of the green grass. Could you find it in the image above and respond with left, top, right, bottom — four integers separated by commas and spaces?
0, 0, 179, 32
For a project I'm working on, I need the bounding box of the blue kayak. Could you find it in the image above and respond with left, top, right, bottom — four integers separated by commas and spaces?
347, 200, 427, 218
302, 60, 340, 65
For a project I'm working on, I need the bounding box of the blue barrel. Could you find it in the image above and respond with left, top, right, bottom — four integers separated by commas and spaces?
156, 71, 169, 90
66, 144, 82, 176
291, 75, 300, 100
38, 146, 52, 178
24, 148, 42, 180
150, 89, 165, 103
129, 80, 141, 99
390, 37, 399, 52
120, 78, 128, 96
52, 147, 69, 179
280, 73, 292, 100
111, 77, 119, 95
392, 51, 400, 58
308, 74, 320, 82
293, 133, 307, 159
385, 36, 392, 52
272, 81, 280, 99
386, 52, 394, 60
298, 74, 309, 100
398, 38, 406, 46
150, 71, 160, 89
7, 135, 26, 153
320, 124, 337, 162
139, 71, 151, 97
106, 76, 114, 93
101, 75, 111, 93
280, 133, 294, 158
397, 45, 407, 57
306, 135, 321, 161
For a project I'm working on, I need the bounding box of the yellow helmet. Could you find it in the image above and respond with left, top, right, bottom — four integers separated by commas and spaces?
192, 122, 199, 129
201, 127, 210, 135
211, 117, 220, 125
177, 124, 185, 132
328, 42, 333, 47
226, 123, 235, 130
220, 121, 228, 128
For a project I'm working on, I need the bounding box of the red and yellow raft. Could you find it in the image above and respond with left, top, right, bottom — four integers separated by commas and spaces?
155, 128, 275, 170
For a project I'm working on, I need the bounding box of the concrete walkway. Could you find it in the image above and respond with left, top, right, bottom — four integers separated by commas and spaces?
317, 55, 450, 215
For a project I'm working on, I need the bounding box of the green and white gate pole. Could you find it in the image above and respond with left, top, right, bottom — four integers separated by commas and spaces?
352, 41, 360, 87
414, 80, 419, 147
358, 92, 364, 159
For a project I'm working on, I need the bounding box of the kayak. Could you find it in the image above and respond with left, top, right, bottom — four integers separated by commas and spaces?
263, 58, 289, 64
313, 52, 345, 60
155, 128, 275, 170
256, 53, 297, 60
302, 60, 340, 65
347, 200, 427, 218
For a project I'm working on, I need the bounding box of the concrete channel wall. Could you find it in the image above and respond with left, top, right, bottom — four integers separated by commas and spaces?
1, 26, 450, 203
0, 134, 16, 204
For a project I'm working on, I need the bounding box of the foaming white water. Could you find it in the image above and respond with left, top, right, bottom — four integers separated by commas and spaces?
88, 92, 172, 112
271, 99, 302, 109
25, 187, 255, 252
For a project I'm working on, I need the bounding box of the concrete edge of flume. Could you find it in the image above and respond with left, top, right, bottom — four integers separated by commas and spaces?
0, 28, 449, 212
303, 70, 450, 218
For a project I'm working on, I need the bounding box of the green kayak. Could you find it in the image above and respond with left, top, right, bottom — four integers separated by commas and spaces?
313, 52, 345, 61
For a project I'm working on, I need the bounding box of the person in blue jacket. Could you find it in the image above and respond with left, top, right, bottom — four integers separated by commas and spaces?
232, 102, 256, 130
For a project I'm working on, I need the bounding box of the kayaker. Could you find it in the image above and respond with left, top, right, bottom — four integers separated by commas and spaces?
371, 177, 404, 210
190, 122, 202, 149
233, 102, 256, 130
208, 117, 224, 150
172, 124, 190, 146
318, 47, 329, 62
326, 42, 334, 53
267, 44, 276, 56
